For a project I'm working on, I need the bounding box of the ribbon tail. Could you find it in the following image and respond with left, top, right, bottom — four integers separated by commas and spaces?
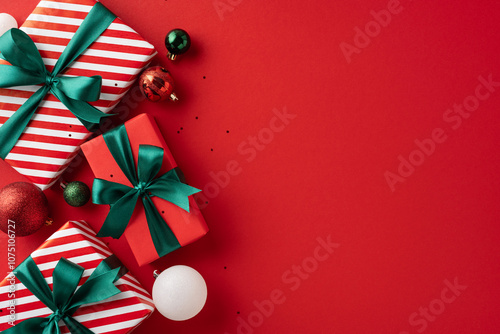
42, 319, 61, 334
149, 178, 200, 212
1, 317, 47, 334
142, 196, 181, 258
0, 85, 49, 159
53, 89, 112, 131
62, 316, 93, 334
97, 190, 141, 239
91, 255, 127, 282
172, 166, 187, 184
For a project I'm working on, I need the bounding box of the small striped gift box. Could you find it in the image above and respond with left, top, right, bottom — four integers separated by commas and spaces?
0, 0, 156, 190
0, 220, 155, 333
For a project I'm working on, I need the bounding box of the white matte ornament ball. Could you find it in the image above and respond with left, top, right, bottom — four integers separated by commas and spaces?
0, 13, 17, 36
152, 265, 207, 321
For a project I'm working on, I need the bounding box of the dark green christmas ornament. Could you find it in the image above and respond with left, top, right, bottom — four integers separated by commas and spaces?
165, 29, 191, 60
62, 181, 91, 207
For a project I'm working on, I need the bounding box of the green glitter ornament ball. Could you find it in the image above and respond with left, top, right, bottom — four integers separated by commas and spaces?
63, 181, 91, 207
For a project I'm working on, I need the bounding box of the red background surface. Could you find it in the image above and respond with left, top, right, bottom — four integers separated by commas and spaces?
1, 0, 500, 333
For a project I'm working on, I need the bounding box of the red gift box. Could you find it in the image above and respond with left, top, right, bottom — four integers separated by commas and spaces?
81, 113, 209, 266
0, 220, 154, 333
0, 0, 156, 190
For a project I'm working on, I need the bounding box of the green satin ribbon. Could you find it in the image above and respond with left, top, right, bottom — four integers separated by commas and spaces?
0, 3, 116, 159
92, 123, 201, 258
3, 256, 122, 334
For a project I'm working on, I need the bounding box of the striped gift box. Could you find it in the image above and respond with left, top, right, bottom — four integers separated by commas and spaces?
0, 0, 157, 190
0, 220, 155, 333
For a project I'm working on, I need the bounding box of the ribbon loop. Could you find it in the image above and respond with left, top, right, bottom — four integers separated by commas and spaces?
55, 75, 102, 101
52, 258, 84, 311
137, 145, 164, 183
0, 28, 45, 72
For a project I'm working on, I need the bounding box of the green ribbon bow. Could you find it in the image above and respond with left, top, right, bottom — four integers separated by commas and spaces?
0, 3, 117, 159
92, 123, 201, 258
3, 256, 123, 334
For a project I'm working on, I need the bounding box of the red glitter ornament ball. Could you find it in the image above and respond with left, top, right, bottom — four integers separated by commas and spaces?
0, 182, 52, 237
139, 66, 178, 102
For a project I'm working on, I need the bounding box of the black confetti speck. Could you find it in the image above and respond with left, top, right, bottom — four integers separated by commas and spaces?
195, 116, 199, 120
226, 130, 230, 133
203, 76, 206, 79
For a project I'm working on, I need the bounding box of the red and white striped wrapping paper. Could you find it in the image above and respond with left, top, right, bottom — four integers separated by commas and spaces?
0, 0, 157, 190
0, 220, 155, 333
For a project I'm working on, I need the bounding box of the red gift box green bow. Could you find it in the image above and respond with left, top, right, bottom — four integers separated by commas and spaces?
92, 122, 201, 259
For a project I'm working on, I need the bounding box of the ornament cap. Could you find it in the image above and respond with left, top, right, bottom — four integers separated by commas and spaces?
167, 52, 177, 61
153, 270, 161, 279
45, 218, 54, 226
169, 92, 179, 102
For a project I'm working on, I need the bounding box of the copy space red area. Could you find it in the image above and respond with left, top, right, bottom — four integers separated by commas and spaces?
1, 0, 500, 333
